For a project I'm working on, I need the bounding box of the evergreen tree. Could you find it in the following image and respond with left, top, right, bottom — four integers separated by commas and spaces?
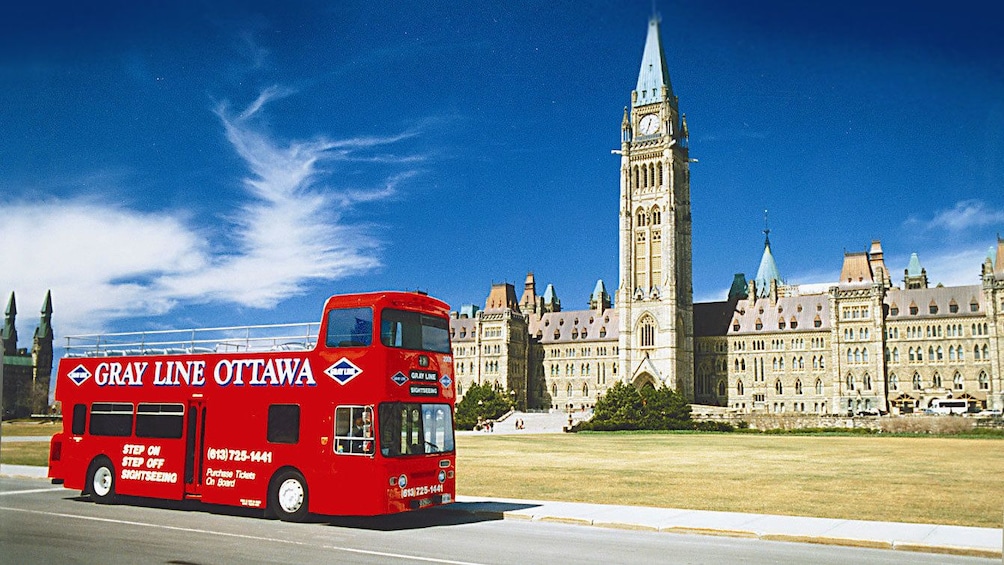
455, 382, 511, 430
580, 381, 692, 431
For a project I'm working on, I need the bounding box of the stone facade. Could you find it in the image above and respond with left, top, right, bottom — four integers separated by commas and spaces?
452, 276, 618, 411
448, 18, 1004, 416
702, 238, 1004, 415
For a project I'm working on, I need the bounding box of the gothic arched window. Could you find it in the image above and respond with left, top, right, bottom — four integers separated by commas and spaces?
639, 316, 656, 348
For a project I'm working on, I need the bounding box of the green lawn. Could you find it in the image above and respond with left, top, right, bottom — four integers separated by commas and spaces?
0, 441, 50, 467
5, 424, 1001, 528
1, 421, 61, 437
456, 432, 1004, 528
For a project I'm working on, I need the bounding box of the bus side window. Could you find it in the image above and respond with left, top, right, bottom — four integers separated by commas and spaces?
89, 403, 134, 437
72, 404, 87, 435
334, 406, 372, 455
267, 404, 300, 444
136, 403, 185, 439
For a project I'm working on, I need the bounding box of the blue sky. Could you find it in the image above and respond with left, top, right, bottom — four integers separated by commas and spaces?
2, 1, 1003, 344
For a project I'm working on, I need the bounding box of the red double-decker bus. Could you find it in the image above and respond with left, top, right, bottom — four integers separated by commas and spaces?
47, 291, 456, 521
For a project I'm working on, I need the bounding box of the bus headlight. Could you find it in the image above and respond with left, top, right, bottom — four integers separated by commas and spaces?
397, 474, 408, 488
438, 470, 446, 483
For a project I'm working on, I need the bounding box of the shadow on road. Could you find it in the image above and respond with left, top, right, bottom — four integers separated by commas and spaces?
322, 501, 540, 531
66, 494, 539, 530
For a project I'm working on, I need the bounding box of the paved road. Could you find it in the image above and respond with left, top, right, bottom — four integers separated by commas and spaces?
1, 477, 997, 565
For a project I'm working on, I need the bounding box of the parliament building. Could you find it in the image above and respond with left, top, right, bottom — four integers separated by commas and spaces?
449, 18, 1004, 417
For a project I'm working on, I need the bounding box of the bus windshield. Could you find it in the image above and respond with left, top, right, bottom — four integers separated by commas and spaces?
380, 309, 451, 353
378, 402, 455, 457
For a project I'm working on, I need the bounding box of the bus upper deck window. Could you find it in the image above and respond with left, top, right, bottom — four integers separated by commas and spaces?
326, 307, 373, 348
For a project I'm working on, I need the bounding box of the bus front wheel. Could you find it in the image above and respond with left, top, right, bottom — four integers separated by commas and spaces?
87, 457, 117, 504
270, 469, 308, 522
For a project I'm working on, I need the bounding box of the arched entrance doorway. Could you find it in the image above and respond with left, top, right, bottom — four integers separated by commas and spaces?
631, 372, 658, 390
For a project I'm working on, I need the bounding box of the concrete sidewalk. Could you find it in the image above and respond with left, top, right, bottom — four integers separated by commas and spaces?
5, 464, 1000, 559
448, 496, 1002, 559
0, 464, 50, 479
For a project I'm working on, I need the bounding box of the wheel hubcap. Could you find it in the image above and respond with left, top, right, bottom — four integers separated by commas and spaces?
93, 466, 112, 497
278, 478, 304, 513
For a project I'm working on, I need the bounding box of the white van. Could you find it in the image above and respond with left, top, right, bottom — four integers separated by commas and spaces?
927, 398, 968, 415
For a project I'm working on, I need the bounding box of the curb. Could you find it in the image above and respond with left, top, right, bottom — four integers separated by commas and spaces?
448, 506, 1003, 560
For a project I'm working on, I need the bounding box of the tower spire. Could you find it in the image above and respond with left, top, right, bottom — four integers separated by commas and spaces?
634, 17, 674, 108
763, 209, 771, 247
754, 214, 782, 298
3, 291, 17, 356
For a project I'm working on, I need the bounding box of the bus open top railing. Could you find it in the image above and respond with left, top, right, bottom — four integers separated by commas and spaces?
63, 322, 320, 358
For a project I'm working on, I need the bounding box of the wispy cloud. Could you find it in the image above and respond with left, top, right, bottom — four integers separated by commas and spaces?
905, 199, 1004, 234
1, 86, 419, 336
907, 247, 992, 288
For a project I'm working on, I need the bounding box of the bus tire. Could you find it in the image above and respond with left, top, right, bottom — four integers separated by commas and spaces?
270, 469, 308, 522
87, 457, 117, 504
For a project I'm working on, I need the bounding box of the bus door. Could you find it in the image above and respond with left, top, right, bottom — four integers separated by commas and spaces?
184, 400, 207, 497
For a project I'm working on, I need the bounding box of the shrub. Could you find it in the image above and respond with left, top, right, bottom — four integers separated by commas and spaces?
693, 420, 735, 432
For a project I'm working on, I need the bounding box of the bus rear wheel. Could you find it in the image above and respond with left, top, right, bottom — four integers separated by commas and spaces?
87, 457, 117, 504
270, 469, 308, 522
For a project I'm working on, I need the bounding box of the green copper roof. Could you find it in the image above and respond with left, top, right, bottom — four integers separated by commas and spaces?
634, 18, 673, 107
906, 253, 924, 276
591, 279, 608, 300
543, 284, 559, 304
2, 292, 16, 351
728, 273, 749, 300
754, 237, 782, 297
34, 290, 53, 341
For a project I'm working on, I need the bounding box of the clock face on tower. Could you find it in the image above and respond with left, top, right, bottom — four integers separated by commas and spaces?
639, 114, 660, 135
